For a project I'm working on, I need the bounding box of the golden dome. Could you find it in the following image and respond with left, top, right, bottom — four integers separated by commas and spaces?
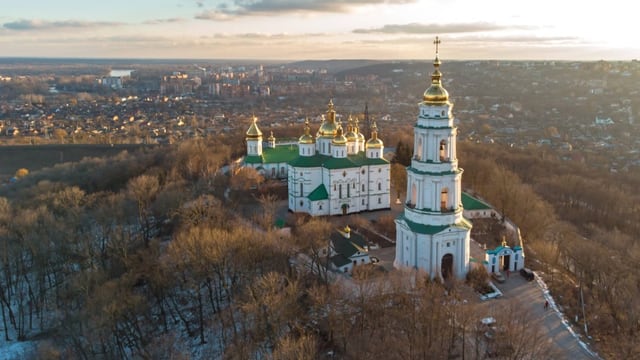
332, 125, 347, 145
268, 131, 275, 141
299, 118, 315, 144
345, 115, 357, 141
318, 99, 338, 137
423, 36, 449, 105
366, 122, 383, 148
354, 117, 365, 141
366, 138, 383, 148
246, 116, 262, 139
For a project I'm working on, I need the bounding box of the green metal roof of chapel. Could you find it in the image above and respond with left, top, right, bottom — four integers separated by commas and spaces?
461, 192, 492, 210
307, 184, 329, 201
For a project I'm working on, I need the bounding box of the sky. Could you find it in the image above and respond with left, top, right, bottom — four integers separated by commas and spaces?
1, 0, 638, 60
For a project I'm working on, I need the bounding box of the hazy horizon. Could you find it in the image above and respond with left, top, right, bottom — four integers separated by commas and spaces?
2, 0, 639, 61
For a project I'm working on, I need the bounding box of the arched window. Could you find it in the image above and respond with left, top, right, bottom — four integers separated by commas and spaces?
440, 187, 449, 211
377, 182, 381, 191
416, 137, 422, 160
410, 183, 417, 208
362, 184, 365, 192
440, 140, 449, 162
300, 183, 303, 196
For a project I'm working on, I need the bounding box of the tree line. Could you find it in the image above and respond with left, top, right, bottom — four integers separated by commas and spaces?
0, 136, 553, 359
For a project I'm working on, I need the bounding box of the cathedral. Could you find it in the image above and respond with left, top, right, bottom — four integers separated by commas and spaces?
394, 38, 472, 280
244, 100, 390, 216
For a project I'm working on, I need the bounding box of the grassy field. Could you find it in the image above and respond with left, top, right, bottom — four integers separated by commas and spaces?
0, 144, 157, 180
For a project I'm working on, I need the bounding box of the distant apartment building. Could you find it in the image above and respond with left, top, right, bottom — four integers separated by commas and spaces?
98, 76, 123, 89
160, 72, 200, 95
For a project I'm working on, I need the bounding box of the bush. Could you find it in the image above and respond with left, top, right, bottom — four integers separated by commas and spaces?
466, 265, 490, 292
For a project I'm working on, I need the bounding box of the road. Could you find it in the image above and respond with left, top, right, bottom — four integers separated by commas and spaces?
486, 271, 599, 359
369, 238, 599, 359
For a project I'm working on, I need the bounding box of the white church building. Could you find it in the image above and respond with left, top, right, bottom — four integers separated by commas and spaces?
394, 38, 472, 280
244, 100, 390, 216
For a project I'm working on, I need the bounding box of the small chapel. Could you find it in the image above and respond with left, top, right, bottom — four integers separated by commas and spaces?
243, 100, 390, 216
394, 38, 472, 280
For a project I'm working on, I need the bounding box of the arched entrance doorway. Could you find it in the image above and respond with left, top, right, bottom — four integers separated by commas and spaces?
441, 254, 453, 279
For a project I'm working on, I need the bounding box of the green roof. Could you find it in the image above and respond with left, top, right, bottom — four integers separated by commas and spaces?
407, 166, 461, 176
331, 231, 367, 259
244, 145, 299, 165
247, 147, 389, 169
462, 192, 492, 210
289, 155, 326, 167
486, 244, 520, 255
289, 151, 388, 169
308, 184, 329, 201
486, 246, 506, 255
397, 213, 472, 235
415, 123, 454, 130
263, 145, 299, 163
244, 155, 264, 164
330, 254, 351, 267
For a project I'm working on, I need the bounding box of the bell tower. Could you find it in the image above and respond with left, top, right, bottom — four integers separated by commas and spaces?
394, 37, 472, 280
246, 115, 263, 156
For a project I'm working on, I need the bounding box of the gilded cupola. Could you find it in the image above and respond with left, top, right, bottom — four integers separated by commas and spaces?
345, 115, 357, 142
245, 115, 262, 139
423, 36, 450, 105
318, 99, 338, 136
365, 121, 383, 149
298, 118, 315, 144
332, 124, 348, 145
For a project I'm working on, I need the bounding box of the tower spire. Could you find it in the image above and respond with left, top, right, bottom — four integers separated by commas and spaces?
423, 36, 449, 104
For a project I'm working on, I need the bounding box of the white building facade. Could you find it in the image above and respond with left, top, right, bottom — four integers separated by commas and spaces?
243, 100, 390, 217
394, 39, 472, 280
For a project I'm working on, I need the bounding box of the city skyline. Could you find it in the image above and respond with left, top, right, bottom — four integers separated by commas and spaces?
1, 0, 637, 61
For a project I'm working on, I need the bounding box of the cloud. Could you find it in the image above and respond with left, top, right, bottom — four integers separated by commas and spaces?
353, 22, 532, 34
195, 0, 416, 20
143, 18, 186, 25
3, 19, 123, 31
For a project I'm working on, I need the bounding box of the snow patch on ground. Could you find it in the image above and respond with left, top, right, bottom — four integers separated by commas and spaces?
535, 272, 600, 359
0, 340, 36, 360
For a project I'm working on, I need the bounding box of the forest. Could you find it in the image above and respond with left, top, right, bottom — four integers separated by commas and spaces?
0, 132, 637, 359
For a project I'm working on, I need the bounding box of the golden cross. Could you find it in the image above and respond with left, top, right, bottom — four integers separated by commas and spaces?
434, 36, 441, 54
